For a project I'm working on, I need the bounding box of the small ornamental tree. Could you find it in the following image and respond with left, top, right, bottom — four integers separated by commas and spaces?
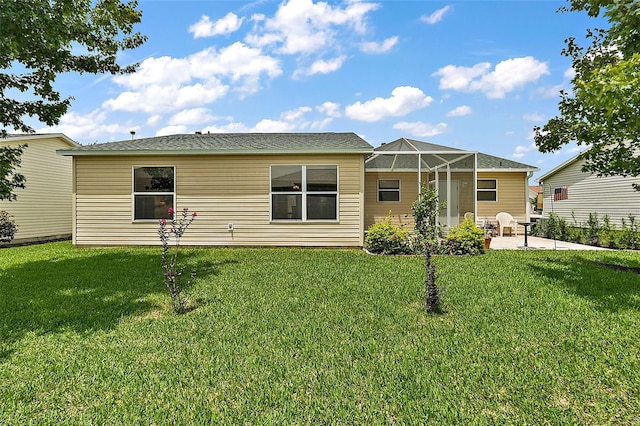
411, 183, 445, 313
158, 207, 197, 314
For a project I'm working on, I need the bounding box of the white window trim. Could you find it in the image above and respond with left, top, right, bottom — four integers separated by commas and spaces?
377, 179, 401, 202
270, 165, 339, 222
477, 178, 498, 202
132, 166, 176, 222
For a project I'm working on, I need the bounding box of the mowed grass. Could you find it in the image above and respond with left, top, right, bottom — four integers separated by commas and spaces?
1, 242, 639, 424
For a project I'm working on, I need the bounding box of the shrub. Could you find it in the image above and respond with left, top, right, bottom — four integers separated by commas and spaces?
0, 211, 17, 243
618, 215, 640, 250
364, 215, 408, 255
444, 217, 485, 255
586, 212, 601, 246
540, 212, 567, 240
158, 207, 198, 314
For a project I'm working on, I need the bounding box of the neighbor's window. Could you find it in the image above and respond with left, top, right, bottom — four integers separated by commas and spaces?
477, 179, 497, 202
554, 186, 568, 201
133, 166, 175, 221
271, 165, 338, 221
378, 179, 400, 202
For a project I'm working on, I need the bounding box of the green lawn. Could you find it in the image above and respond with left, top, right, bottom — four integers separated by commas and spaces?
1, 242, 639, 424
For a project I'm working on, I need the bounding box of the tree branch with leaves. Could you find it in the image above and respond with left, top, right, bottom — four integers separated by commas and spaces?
0, 0, 146, 134
534, 1, 640, 186
0, 144, 27, 201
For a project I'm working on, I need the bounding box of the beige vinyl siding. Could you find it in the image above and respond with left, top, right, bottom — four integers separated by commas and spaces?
541, 159, 640, 227
73, 154, 366, 247
477, 171, 528, 233
365, 171, 478, 230
0, 137, 73, 243
364, 172, 426, 229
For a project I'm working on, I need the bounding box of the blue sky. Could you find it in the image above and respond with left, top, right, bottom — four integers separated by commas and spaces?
33, 0, 606, 179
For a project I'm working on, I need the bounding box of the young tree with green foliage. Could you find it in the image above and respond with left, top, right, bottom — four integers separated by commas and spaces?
412, 183, 445, 313
0, 0, 146, 134
0, 144, 26, 202
534, 1, 640, 187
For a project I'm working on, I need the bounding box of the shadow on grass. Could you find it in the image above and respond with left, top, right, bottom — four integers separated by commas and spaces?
0, 248, 222, 362
525, 252, 640, 312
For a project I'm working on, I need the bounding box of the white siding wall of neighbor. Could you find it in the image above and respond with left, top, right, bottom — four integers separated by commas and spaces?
0, 136, 74, 243
73, 154, 366, 247
541, 158, 640, 227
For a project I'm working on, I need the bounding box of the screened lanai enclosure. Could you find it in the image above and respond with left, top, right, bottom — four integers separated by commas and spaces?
364, 138, 478, 230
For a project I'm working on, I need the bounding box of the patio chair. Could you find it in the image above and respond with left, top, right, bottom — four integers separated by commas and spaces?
495, 212, 518, 237
464, 211, 485, 229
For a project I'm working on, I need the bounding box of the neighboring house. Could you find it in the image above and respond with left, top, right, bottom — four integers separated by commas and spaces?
529, 185, 543, 216
538, 153, 640, 227
0, 133, 79, 244
58, 133, 539, 247
364, 138, 539, 233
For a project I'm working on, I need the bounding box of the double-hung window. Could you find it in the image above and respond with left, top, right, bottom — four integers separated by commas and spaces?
378, 179, 400, 202
132, 166, 175, 221
271, 165, 338, 221
477, 179, 497, 202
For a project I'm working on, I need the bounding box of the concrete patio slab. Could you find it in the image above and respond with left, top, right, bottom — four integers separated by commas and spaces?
488, 236, 610, 250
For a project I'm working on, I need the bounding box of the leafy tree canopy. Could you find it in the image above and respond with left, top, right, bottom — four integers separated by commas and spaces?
534, 0, 640, 179
0, 0, 146, 135
0, 144, 26, 201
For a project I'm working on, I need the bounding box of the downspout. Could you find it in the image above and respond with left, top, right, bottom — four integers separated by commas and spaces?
418, 153, 422, 197
446, 163, 451, 229
525, 170, 534, 221
473, 153, 478, 223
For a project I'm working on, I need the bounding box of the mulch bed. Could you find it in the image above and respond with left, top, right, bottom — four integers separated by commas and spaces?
596, 262, 640, 275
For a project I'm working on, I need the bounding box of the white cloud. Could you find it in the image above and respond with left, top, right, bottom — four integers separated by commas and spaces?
564, 67, 576, 79
393, 121, 448, 137
535, 84, 564, 99
201, 122, 250, 133
421, 5, 451, 24
281, 106, 312, 122
512, 143, 536, 159
104, 42, 281, 113
146, 115, 162, 126
169, 108, 216, 126
360, 36, 399, 54
433, 63, 491, 91
38, 109, 129, 142
522, 112, 544, 122
345, 86, 433, 122
253, 119, 297, 132
433, 57, 549, 99
247, 0, 379, 55
317, 101, 341, 118
156, 125, 188, 136
446, 105, 472, 117
103, 82, 229, 113
189, 13, 244, 38
301, 55, 347, 76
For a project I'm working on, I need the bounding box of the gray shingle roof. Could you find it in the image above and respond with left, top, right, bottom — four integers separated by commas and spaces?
477, 153, 538, 170
58, 132, 373, 155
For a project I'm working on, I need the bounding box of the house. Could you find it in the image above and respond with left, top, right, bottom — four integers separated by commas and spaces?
529, 185, 543, 217
58, 133, 539, 247
364, 138, 539, 233
57, 133, 373, 247
0, 133, 79, 244
537, 153, 640, 227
